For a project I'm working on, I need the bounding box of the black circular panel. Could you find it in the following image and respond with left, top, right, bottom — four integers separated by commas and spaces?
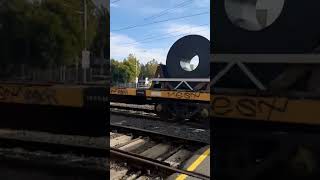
211, 0, 320, 53
166, 35, 210, 78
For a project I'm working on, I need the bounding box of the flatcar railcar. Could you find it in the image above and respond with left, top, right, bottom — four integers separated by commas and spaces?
212, 0, 320, 179
110, 35, 210, 121
0, 82, 108, 136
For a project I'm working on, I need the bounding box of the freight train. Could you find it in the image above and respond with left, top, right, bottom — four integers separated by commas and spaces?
0, 82, 108, 136
212, 0, 320, 179
110, 35, 210, 121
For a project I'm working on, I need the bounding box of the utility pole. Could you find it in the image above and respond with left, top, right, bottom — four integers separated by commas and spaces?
84, 0, 87, 51
82, 0, 89, 83
135, 60, 138, 88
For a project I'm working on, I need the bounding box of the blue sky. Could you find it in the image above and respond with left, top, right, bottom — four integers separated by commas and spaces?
110, 0, 210, 64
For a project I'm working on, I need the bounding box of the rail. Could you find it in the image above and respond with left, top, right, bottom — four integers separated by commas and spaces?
110, 148, 210, 180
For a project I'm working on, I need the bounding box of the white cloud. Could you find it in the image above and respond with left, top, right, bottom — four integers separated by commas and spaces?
110, 32, 169, 64
164, 23, 210, 40
110, 23, 210, 64
110, 3, 119, 8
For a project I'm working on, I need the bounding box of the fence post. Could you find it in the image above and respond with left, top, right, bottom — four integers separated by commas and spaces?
59, 67, 61, 82
76, 63, 79, 82
21, 64, 25, 80
63, 66, 66, 82
90, 68, 93, 82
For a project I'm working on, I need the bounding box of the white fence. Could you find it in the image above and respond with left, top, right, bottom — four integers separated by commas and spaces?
0, 65, 109, 84
112, 81, 151, 88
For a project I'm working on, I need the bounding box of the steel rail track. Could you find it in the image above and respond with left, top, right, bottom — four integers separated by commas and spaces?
110, 123, 210, 179
110, 147, 210, 180
0, 147, 108, 175
0, 130, 108, 175
110, 123, 209, 145
110, 104, 155, 114
110, 108, 210, 130
0, 136, 107, 157
110, 108, 158, 120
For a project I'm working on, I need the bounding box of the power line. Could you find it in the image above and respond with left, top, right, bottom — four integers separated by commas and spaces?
146, 2, 193, 21
124, 29, 208, 47
111, 11, 209, 31
144, 0, 194, 21
111, 0, 121, 3
117, 23, 209, 45
125, 18, 200, 40
122, 28, 209, 47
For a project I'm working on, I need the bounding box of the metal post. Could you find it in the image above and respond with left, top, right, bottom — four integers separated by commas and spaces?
21, 64, 25, 80
84, 68, 87, 83
135, 60, 138, 88
63, 66, 66, 82
83, 0, 87, 83
84, 0, 87, 51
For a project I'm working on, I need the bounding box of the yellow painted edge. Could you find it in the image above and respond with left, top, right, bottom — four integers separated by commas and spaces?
175, 148, 210, 180
146, 90, 210, 102
211, 94, 320, 124
110, 87, 137, 96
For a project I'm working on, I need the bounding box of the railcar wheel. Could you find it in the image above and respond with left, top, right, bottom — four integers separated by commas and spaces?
155, 103, 172, 120
168, 103, 200, 120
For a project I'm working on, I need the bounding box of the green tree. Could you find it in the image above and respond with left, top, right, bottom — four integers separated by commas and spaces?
0, 0, 32, 65
140, 59, 159, 79
110, 54, 141, 83
122, 54, 140, 83
90, 5, 109, 60
0, 0, 98, 69
111, 59, 128, 83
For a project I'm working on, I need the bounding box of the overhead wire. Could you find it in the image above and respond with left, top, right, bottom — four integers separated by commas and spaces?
144, 0, 194, 21
115, 23, 209, 45
121, 28, 209, 47
111, 0, 121, 3
111, 11, 209, 31
118, 15, 204, 40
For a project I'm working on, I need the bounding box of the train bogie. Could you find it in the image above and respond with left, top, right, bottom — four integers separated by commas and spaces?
154, 101, 210, 121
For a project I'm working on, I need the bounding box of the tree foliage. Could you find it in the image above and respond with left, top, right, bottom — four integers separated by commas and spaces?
90, 5, 109, 60
111, 54, 159, 84
0, 0, 99, 69
140, 59, 158, 79
111, 54, 141, 83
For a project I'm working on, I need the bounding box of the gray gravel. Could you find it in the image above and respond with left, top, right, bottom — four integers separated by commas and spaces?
110, 114, 210, 144
0, 147, 107, 169
0, 129, 107, 149
0, 147, 108, 180
110, 102, 154, 110
110, 160, 162, 180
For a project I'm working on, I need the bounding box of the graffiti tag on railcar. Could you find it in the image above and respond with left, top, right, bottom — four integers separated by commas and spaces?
212, 96, 288, 120
110, 88, 128, 95
0, 86, 58, 105
167, 91, 201, 100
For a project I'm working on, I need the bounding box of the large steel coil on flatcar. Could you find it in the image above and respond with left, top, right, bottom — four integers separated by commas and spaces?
211, 0, 320, 53
166, 35, 210, 78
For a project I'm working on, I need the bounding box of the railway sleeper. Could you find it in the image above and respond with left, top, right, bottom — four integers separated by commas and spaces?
213, 127, 320, 180
0, 103, 107, 137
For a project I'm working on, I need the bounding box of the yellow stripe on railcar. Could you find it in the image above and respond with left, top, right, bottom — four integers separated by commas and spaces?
110, 87, 137, 96
146, 90, 210, 101
211, 94, 320, 125
0, 84, 83, 107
